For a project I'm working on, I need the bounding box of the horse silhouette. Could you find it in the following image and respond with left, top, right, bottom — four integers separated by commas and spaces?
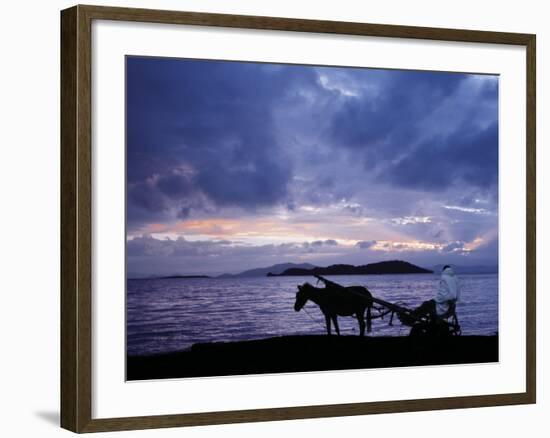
294, 282, 373, 336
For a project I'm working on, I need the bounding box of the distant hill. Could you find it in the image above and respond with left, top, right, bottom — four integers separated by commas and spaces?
268, 260, 432, 276
128, 274, 212, 280
218, 262, 317, 278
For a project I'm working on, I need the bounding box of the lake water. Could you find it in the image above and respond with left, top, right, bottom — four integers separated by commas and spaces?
127, 273, 498, 356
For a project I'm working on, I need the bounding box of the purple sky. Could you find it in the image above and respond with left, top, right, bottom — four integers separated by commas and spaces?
126, 57, 498, 277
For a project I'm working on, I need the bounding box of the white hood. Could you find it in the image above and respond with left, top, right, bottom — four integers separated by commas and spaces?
435, 266, 460, 315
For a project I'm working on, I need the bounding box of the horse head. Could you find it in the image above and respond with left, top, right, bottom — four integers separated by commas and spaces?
294, 282, 315, 311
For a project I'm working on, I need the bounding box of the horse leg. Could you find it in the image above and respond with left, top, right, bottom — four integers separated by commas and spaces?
332, 316, 340, 336
357, 309, 366, 336
324, 314, 332, 335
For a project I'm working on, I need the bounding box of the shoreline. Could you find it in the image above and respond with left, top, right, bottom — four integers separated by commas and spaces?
127, 334, 498, 381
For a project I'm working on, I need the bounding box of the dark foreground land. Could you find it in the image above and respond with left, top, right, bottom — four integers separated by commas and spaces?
127, 335, 498, 380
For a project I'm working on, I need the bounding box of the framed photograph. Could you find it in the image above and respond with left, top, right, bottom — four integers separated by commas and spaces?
60, 4, 536, 433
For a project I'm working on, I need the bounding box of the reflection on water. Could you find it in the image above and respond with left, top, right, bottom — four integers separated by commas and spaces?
127, 273, 498, 356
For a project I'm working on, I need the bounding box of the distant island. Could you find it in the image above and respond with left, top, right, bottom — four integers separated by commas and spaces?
267, 260, 432, 276
128, 261, 435, 280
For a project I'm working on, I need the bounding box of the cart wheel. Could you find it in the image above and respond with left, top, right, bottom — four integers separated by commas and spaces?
410, 321, 451, 337
409, 323, 429, 337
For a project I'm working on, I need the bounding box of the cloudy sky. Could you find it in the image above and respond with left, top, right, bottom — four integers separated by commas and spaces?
126, 56, 499, 277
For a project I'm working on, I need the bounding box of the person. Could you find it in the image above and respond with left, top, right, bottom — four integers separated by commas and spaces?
409, 265, 461, 321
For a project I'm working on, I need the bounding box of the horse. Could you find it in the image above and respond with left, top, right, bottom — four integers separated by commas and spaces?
294, 282, 373, 336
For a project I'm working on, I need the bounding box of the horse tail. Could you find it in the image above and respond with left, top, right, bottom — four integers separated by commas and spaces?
355, 286, 373, 333
360, 287, 373, 333
366, 303, 373, 333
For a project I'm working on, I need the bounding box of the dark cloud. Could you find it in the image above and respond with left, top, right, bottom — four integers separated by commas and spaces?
324, 70, 498, 194
311, 239, 338, 247
356, 240, 377, 249
177, 207, 191, 220
156, 172, 194, 199
126, 57, 320, 223
128, 180, 166, 214
128, 235, 341, 260
127, 235, 234, 258
195, 159, 291, 208
327, 71, 467, 154
388, 121, 498, 190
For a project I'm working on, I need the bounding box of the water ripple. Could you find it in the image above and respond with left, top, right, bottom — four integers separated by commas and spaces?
126, 274, 498, 355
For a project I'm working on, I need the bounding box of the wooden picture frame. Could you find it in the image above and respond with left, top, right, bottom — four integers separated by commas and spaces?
61, 4, 536, 433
